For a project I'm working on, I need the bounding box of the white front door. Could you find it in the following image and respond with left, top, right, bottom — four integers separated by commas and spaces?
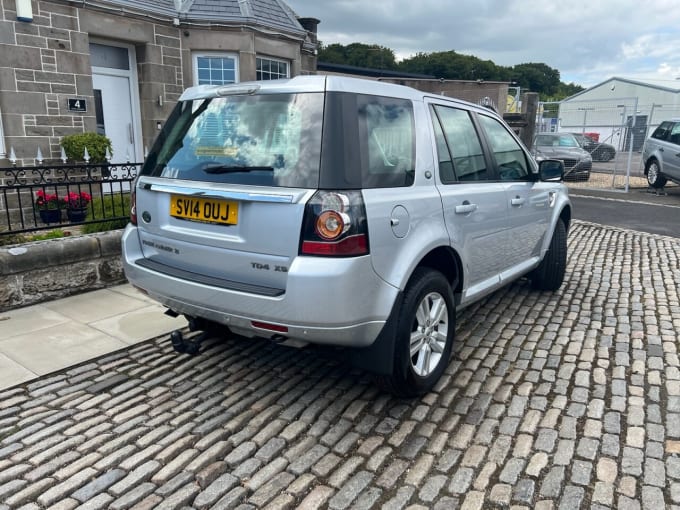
91, 73, 137, 164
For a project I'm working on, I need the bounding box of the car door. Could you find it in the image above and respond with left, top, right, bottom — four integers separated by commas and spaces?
428, 102, 509, 303
662, 122, 680, 180
476, 113, 553, 280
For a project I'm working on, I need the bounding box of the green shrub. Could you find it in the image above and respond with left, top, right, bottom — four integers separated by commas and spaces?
61, 132, 113, 163
31, 229, 67, 241
81, 194, 131, 233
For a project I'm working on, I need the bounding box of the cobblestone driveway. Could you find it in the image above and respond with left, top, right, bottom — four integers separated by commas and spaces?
1, 222, 679, 509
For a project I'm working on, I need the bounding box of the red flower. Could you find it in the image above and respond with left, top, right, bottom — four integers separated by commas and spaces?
66, 191, 92, 209
35, 190, 64, 210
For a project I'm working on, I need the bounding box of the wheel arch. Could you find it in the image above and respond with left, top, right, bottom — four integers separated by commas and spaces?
348, 244, 463, 377
559, 204, 572, 233
416, 245, 463, 297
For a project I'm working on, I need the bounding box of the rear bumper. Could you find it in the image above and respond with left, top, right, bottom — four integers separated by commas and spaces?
121, 225, 400, 347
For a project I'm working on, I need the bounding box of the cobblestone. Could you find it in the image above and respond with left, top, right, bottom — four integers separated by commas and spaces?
0, 222, 677, 507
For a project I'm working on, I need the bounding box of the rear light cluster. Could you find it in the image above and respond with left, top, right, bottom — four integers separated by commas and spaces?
300, 190, 369, 256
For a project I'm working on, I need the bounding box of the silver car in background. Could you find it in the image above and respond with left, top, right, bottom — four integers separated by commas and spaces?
642, 119, 680, 188
122, 76, 571, 396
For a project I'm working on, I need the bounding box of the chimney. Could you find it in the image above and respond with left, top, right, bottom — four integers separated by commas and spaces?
298, 17, 320, 34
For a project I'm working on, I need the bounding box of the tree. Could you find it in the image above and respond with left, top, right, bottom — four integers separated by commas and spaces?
318, 43, 397, 70
510, 63, 561, 97
317, 42, 583, 99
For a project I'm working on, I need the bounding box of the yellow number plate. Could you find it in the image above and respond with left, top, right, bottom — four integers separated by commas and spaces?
170, 195, 239, 225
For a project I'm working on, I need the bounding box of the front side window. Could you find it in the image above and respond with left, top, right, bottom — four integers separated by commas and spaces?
194, 54, 239, 85
477, 114, 530, 180
142, 93, 323, 188
256, 57, 290, 80
432, 105, 487, 182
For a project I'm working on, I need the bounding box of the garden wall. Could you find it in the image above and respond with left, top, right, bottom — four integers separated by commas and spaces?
0, 230, 125, 311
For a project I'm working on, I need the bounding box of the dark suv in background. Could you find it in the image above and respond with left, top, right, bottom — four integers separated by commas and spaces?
642, 119, 680, 188
570, 133, 617, 162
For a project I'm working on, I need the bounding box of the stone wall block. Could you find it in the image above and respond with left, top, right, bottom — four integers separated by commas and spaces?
99, 258, 125, 284
0, 44, 42, 70
21, 261, 100, 301
98, 231, 124, 257
0, 21, 16, 44
39, 2, 78, 16
70, 32, 89, 54
0, 275, 22, 310
56, 51, 90, 75
0, 67, 18, 92
14, 22, 40, 36
16, 34, 47, 49
50, 14, 79, 31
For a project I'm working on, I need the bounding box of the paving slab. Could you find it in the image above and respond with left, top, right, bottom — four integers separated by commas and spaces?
0, 322, 127, 376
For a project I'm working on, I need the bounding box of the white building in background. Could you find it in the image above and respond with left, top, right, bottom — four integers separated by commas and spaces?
547, 77, 680, 151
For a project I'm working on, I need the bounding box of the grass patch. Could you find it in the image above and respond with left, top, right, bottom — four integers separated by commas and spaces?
81, 194, 131, 234
0, 229, 67, 246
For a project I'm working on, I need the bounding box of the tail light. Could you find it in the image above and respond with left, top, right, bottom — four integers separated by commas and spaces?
300, 190, 369, 256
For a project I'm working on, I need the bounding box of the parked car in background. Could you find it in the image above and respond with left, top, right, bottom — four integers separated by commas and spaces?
122, 75, 572, 397
533, 133, 592, 181
642, 119, 680, 188
570, 132, 617, 162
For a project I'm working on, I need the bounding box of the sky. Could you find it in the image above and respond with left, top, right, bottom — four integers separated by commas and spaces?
285, 0, 680, 88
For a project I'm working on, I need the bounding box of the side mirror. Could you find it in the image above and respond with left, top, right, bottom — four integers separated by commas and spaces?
538, 159, 564, 182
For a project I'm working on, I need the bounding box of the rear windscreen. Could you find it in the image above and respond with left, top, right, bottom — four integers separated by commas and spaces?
141, 93, 324, 188
141, 90, 416, 189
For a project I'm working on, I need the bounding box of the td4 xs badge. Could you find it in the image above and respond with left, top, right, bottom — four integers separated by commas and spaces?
251, 262, 288, 273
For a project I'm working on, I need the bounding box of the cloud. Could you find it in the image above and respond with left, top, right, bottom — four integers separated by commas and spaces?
286, 0, 680, 87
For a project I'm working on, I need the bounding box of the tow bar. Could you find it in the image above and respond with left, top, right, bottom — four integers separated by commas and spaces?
169, 315, 212, 355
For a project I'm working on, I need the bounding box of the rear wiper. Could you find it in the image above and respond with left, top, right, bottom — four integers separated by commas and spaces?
202, 164, 274, 174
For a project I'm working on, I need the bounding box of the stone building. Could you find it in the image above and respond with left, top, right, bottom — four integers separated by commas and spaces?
0, 0, 319, 165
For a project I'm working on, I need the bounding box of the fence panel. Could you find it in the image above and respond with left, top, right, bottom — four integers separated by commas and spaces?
1, 162, 140, 236
537, 97, 650, 192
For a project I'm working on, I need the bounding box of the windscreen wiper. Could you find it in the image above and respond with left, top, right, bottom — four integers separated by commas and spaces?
202, 164, 274, 174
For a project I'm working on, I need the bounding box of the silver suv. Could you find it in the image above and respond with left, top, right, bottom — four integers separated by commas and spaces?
642, 119, 680, 188
122, 76, 571, 396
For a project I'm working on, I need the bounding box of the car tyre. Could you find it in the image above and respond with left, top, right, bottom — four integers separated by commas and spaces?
377, 268, 455, 397
646, 159, 667, 188
531, 219, 567, 291
601, 149, 615, 162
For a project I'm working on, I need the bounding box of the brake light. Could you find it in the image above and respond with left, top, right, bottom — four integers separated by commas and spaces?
300, 190, 369, 257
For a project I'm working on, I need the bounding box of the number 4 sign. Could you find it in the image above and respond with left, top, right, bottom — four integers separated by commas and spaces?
67, 98, 87, 112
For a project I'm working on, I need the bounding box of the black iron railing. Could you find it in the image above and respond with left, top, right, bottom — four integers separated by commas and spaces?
1, 162, 140, 236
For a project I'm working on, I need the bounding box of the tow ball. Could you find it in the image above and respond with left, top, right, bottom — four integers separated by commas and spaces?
169, 315, 211, 355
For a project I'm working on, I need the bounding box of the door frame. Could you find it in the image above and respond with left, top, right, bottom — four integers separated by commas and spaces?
90, 39, 143, 163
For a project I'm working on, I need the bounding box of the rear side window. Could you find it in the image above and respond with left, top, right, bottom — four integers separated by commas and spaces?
670, 123, 680, 145
320, 93, 415, 189
430, 104, 487, 182
141, 93, 324, 188
651, 122, 674, 142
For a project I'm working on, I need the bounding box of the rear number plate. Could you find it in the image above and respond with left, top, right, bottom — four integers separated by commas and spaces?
170, 195, 239, 225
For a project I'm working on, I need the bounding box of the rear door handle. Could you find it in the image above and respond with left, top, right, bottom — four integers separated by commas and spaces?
511, 196, 525, 207
455, 201, 478, 214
